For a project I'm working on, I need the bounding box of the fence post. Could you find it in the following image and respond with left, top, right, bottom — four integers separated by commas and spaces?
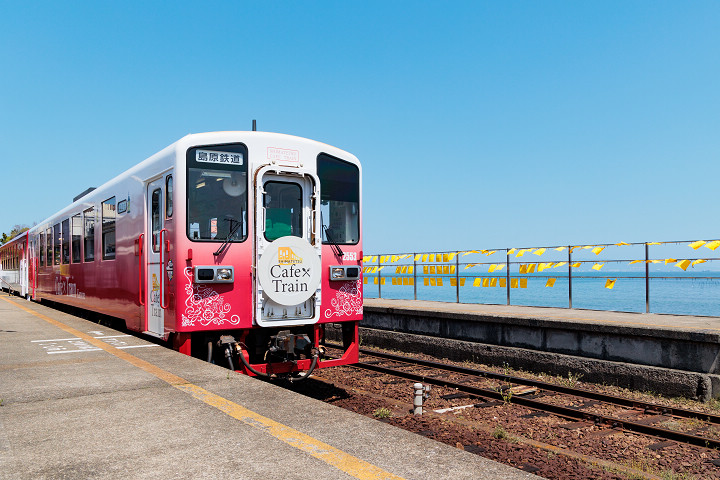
568, 246, 572, 309
506, 248, 511, 305
645, 243, 650, 313
455, 251, 460, 303
413, 252, 417, 300
378, 254, 382, 298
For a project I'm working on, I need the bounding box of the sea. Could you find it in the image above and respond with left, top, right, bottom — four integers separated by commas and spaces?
364, 271, 720, 317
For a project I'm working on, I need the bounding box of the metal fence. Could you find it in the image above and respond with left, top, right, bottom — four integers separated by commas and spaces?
362, 239, 720, 316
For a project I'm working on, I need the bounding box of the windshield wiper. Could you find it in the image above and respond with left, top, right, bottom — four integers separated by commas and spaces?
322, 224, 344, 257
214, 218, 242, 256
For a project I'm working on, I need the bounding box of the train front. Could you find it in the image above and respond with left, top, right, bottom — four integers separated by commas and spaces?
174, 132, 361, 379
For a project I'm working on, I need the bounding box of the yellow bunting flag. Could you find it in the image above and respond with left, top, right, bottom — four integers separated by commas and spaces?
391, 255, 398, 263
545, 278, 556, 287
615, 242, 630, 246
527, 264, 536, 273
450, 278, 457, 287
362, 256, 370, 263
689, 241, 706, 250
423, 266, 429, 274
422, 254, 428, 262
519, 264, 528, 274
374, 278, 378, 284
605, 278, 616, 289
395, 267, 401, 274
692, 259, 707, 267
450, 266, 456, 274
430, 266, 436, 274
571, 262, 581, 268
408, 266, 414, 274
646, 260, 661, 264
519, 278, 528, 288
538, 263, 551, 272
490, 278, 497, 287
460, 278, 465, 286
511, 278, 519, 288
473, 278, 482, 287
414, 254, 422, 261
582, 245, 593, 250
629, 260, 642, 265
437, 278, 443, 286
533, 248, 546, 256
380, 278, 385, 285
429, 254, 435, 262
371, 256, 377, 263
391, 277, 397, 285
486, 250, 497, 256
664, 258, 677, 265
380, 256, 386, 263
480, 278, 488, 287
495, 264, 505, 271
448, 253, 457, 262
507, 248, 517, 255
464, 263, 476, 270
569, 246, 579, 253
499, 278, 507, 288
430, 278, 436, 286
462, 250, 478, 256
706, 240, 720, 251
442, 254, 449, 262
377, 266, 385, 271
592, 247, 605, 255
647, 242, 662, 246
554, 262, 567, 268
488, 264, 496, 273
363, 277, 368, 284
676, 260, 691, 271
554, 246, 566, 252
401, 266, 408, 273
442, 266, 449, 274
424, 278, 429, 286
592, 263, 604, 271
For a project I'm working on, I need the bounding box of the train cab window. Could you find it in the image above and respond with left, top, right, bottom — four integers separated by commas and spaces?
61, 219, 70, 264
84, 208, 95, 262
186, 144, 247, 243
53, 224, 61, 265
71, 214, 82, 263
102, 198, 116, 260
166, 175, 173, 218
264, 181, 302, 242
317, 154, 360, 244
45, 228, 52, 266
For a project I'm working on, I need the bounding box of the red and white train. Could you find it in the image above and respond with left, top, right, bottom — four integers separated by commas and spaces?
0, 131, 362, 379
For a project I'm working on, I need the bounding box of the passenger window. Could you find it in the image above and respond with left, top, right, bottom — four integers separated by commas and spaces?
53, 224, 61, 265
264, 181, 302, 242
71, 214, 82, 263
39, 231, 45, 267
101, 198, 116, 260
84, 208, 95, 262
166, 176, 173, 218
45, 228, 52, 266
61, 219, 70, 264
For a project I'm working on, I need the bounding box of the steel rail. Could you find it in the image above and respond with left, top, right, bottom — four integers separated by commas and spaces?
352, 347, 720, 424
352, 357, 720, 450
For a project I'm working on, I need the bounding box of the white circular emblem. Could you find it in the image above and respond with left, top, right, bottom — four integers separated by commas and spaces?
257, 236, 321, 306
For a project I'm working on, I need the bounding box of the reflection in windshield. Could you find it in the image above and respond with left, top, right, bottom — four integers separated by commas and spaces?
188, 168, 247, 241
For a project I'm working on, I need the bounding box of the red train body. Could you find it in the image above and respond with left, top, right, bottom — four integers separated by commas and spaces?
0, 132, 362, 378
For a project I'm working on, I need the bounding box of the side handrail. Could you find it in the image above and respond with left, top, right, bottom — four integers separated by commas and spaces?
160, 229, 169, 310
138, 234, 145, 306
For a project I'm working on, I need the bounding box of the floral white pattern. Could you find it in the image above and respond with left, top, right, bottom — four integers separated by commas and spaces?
181, 267, 241, 327
324, 279, 363, 318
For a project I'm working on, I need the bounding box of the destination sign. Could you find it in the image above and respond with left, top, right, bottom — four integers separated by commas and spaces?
196, 150, 243, 165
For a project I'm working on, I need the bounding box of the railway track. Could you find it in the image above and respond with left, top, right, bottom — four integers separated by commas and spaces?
337, 345, 720, 450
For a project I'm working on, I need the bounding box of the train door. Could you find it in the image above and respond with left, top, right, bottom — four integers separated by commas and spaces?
145, 178, 166, 336
254, 167, 322, 326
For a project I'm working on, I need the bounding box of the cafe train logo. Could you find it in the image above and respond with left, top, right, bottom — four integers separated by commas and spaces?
278, 246, 302, 265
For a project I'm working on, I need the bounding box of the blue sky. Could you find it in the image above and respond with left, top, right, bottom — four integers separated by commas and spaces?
1, 1, 718, 254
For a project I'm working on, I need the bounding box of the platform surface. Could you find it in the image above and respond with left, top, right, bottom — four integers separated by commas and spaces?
0, 295, 539, 480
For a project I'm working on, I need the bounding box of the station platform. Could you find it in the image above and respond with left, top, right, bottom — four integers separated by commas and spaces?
362, 298, 720, 400
0, 295, 539, 480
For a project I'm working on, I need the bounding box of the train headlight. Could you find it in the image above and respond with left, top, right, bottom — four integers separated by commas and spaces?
194, 266, 234, 283
329, 266, 360, 281
216, 268, 233, 281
